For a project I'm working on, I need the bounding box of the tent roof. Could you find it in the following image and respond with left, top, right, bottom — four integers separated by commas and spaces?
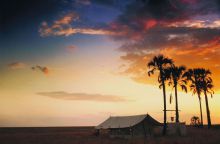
96, 114, 161, 129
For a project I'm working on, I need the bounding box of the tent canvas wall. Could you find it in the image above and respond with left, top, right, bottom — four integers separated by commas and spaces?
95, 114, 162, 137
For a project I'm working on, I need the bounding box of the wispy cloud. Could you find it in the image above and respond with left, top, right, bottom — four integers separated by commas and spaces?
39, 12, 116, 37
66, 45, 77, 51
168, 20, 220, 29
37, 91, 130, 102
31, 65, 49, 75
8, 62, 26, 69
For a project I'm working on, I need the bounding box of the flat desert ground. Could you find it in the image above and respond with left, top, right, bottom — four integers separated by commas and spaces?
0, 126, 220, 144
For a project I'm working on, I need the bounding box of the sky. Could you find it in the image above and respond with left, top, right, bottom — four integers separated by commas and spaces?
0, 0, 220, 127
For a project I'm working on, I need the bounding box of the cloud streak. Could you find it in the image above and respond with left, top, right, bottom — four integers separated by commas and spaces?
39, 12, 117, 37
31, 65, 49, 75
37, 91, 129, 102
8, 62, 26, 69
66, 45, 77, 50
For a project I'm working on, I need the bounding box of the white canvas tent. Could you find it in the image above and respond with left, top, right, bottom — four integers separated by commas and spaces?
95, 114, 162, 137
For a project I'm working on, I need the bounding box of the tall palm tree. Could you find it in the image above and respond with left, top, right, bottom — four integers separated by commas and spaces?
147, 55, 173, 135
165, 65, 187, 123
198, 68, 214, 129
183, 68, 204, 127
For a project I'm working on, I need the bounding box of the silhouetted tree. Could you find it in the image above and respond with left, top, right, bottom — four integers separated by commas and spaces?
165, 65, 187, 123
199, 68, 214, 129
148, 55, 173, 135
190, 116, 200, 127
183, 69, 204, 127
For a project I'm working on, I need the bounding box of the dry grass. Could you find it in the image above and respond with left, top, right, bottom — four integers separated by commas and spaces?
0, 126, 220, 144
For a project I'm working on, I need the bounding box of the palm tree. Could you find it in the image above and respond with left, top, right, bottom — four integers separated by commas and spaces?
165, 65, 187, 123
183, 68, 204, 127
198, 68, 214, 129
147, 55, 173, 135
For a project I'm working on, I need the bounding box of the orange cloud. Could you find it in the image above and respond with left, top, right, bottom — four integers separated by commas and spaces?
37, 91, 130, 102
119, 36, 220, 91
40, 26, 117, 37
161, 36, 220, 57
31, 65, 50, 75
39, 13, 117, 37
168, 20, 220, 29
54, 13, 79, 25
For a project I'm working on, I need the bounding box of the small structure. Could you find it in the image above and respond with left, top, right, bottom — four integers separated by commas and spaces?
165, 109, 187, 136
95, 114, 162, 138
167, 122, 187, 136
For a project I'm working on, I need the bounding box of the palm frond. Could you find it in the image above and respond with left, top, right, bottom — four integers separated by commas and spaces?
147, 61, 155, 68
148, 68, 156, 76
181, 84, 187, 93
159, 83, 163, 89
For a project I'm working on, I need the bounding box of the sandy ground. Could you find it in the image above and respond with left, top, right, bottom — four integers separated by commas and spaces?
0, 126, 220, 144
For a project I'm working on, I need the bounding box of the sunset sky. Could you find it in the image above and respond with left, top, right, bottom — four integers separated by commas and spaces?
0, 0, 220, 127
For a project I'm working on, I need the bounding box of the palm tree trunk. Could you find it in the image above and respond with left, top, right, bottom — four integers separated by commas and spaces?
174, 84, 179, 123
198, 95, 203, 127
204, 91, 211, 129
162, 79, 167, 135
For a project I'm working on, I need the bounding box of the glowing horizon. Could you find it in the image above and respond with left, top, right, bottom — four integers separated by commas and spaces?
0, 0, 220, 127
